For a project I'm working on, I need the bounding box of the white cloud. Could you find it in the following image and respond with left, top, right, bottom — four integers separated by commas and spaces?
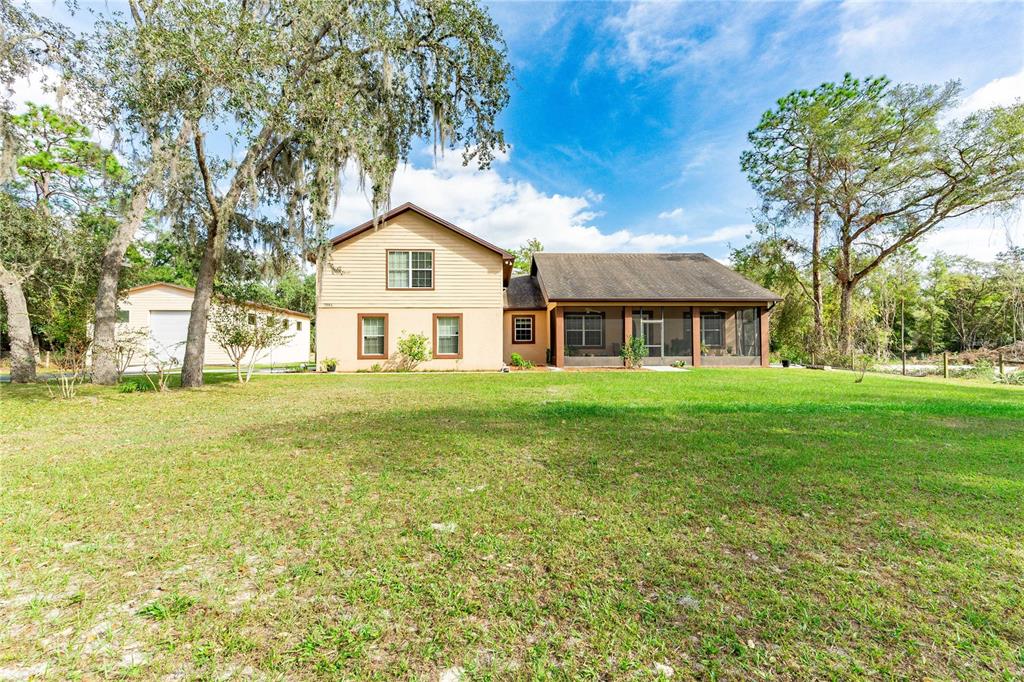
954, 68, 1024, 117
919, 211, 1024, 261
3, 66, 60, 110
602, 2, 767, 75
658, 207, 684, 221
330, 150, 748, 254
837, 4, 916, 53
836, 0, 1005, 63
690, 224, 751, 245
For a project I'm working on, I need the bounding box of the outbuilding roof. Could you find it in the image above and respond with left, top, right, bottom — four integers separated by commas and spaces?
531, 253, 781, 302
122, 282, 312, 319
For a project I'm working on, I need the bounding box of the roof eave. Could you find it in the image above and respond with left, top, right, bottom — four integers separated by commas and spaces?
547, 296, 783, 303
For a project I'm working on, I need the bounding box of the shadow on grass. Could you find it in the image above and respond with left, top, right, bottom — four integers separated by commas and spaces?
218, 393, 1024, 534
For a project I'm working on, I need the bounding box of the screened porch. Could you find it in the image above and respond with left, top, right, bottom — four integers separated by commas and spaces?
552, 305, 766, 367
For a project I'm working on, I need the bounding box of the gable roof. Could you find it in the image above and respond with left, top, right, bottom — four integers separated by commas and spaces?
327, 202, 514, 260
123, 282, 312, 319
531, 253, 781, 302
504, 274, 546, 309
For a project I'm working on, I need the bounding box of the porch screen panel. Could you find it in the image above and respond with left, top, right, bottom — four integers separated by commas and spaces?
632, 309, 663, 357
565, 313, 602, 348
665, 309, 692, 356
736, 307, 760, 356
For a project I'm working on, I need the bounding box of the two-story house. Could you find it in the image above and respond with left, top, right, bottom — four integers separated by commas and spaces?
315, 203, 781, 370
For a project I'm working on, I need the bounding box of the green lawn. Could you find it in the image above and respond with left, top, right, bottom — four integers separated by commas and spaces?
2, 370, 1023, 680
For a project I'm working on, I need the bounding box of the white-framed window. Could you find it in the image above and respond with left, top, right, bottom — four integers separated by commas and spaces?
513, 316, 534, 343
296, 320, 303, 331
116, 310, 130, 323
387, 250, 433, 289
361, 316, 386, 357
701, 311, 725, 348
565, 313, 603, 348
435, 315, 461, 357
283, 319, 290, 330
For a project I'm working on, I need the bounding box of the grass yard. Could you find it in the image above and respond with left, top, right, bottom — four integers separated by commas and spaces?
2, 370, 1023, 680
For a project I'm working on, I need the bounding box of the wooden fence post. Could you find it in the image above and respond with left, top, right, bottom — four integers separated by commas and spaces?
943, 351, 949, 379
999, 351, 1004, 378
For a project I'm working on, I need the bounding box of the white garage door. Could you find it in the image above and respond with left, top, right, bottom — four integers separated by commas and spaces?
149, 311, 190, 365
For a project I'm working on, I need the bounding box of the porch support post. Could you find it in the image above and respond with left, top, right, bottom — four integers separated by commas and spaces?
691, 306, 701, 367
623, 306, 632, 368
554, 306, 565, 368
759, 305, 770, 368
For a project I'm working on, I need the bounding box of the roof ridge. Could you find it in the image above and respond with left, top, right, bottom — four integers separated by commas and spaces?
326, 202, 514, 259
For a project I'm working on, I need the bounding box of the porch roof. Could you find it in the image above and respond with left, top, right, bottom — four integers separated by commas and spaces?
532, 253, 781, 303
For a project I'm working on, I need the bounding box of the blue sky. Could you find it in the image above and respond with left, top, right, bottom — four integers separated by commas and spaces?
15, 1, 1024, 260
334, 0, 1023, 260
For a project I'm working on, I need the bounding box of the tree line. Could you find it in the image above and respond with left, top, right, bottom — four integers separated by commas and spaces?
735, 243, 1024, 364
1, 0, 512, 385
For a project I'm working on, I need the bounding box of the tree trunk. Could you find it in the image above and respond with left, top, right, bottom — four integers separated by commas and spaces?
811, 198, 825, 354
179, 126, 274, 389
179, 223, 226, 388
91, 136, 170, 385
0, 273, 36, 383
838, 280, 854, 358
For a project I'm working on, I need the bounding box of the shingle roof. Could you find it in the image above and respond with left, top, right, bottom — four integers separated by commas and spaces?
504, 274, 546, 309
532, 253, 781, 302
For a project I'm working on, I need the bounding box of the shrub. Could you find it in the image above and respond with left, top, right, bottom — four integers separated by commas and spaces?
370, 363, 383, 373
971, 358, 994, 380
396, 332, 431, 370
210, 303, 294, 383
671, 360, 686, 368
119, 375, 163, 393
509, 352, 533, 369
620, 335, 649, 369
996, 370, 1024, 385
323, 358, 338, 372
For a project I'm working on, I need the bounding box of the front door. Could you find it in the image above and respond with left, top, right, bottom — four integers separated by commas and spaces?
637, 309, 663, 358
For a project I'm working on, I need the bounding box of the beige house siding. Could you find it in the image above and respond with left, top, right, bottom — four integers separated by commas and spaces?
317, 307, 502, 371
318, 211, 504, 309
317, 211, 506, 370
502, 310, 548, 366
114, 284, 310, 367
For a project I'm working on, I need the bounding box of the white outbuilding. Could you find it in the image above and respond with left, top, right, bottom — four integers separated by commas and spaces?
113, 282, 311, 369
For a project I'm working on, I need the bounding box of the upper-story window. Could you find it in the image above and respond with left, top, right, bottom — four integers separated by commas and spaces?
387, 250, 433, 289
